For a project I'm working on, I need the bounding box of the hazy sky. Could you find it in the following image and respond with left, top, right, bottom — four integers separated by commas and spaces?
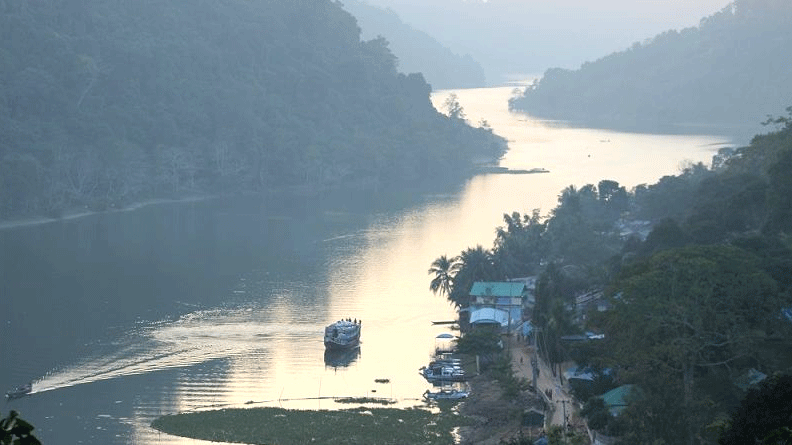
360, 0, 732, 84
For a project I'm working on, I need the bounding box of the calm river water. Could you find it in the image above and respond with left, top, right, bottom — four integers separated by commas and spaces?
0, 86, 730, 444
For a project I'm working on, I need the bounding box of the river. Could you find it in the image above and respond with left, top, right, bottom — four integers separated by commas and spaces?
0, 86, 730, 444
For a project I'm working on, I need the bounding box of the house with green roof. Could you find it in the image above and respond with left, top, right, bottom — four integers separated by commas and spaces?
600, 384, 637, 416
468, 281, 533, 330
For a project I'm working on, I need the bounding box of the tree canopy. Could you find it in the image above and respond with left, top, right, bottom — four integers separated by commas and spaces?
0, 0, 505, 220
509, 0, 792, 135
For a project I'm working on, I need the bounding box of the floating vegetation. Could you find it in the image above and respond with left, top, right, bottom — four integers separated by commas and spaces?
152, 406, 467, 444
334, 396, 396, 405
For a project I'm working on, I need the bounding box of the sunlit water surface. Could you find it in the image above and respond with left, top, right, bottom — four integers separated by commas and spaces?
0, 86, 729, 444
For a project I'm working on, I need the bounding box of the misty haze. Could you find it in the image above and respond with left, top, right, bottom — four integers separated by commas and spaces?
2, 1, 791, 444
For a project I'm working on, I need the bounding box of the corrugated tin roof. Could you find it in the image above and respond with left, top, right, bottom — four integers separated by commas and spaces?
470, 281, 527, 297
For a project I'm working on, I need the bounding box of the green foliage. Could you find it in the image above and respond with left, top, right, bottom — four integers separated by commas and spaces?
493, 210, 547, 278
686, 173, 769, 243
546, 425, 588, 445
603, 244, 782, 443
447, 245, 501, 309
632, 163, 714, 224
580, 397, 611, 431
488, 353, 530, 398
509, 2, 792, 131
429, 107, 792, 445
764, 147, 792, 234
341, 0, 486, 89
443, 93, 466, 121
1, 411, 41, 445
428, 254, 460, 299
455, 329, 502, 356
719, 373, 792, 445
499, 433, 534, 445
0, 0, 506, 220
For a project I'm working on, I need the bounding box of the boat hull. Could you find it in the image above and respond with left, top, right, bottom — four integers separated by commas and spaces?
324, 338, 360, 350
323, 319, 361, 350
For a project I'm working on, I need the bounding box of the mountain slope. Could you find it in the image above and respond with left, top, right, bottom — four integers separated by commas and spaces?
340, 0, 486, 89
509, 0, 792, 137
0, 0, 505, 220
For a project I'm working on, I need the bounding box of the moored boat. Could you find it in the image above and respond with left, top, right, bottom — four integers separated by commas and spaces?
423, 388, 469, 400
420, 364, 466, 382
324, 319, 361, 350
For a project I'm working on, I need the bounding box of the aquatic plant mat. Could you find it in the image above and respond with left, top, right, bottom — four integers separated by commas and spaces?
152, 406, 466, 444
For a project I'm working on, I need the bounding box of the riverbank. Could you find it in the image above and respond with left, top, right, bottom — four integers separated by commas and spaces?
0, 195, 219, 231
0, 173, 471, 232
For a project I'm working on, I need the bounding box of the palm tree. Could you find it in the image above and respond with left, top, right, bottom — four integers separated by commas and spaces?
457, 245, 498, 283
428, 255, 460, 298
447, 245, 500, 309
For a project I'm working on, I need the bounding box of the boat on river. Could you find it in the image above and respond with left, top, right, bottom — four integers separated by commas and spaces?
420, 364, 466, 382
423, 388, 469, 401
5, 382, 32, 400
324, 319, 361, 350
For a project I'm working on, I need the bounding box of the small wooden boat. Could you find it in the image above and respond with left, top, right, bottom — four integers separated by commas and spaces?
5, 382, 32, 400
420, 364, 466, 382
423, 388, 469, 400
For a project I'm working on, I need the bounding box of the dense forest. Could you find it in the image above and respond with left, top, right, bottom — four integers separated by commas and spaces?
340, 0, 486, 89
509, 0, 792, 136
0, 0, 505, 221
431, 111, 792, 444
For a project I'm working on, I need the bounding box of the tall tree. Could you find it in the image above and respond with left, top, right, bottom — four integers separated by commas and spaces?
428, 254, 460, 299
606, 245, 781, 444
719, 373, 792, 445
448, 245, 498, 309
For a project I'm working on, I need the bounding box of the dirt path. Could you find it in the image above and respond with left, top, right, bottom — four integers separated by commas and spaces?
457, 336, 589, 444
508, 337, 578, 428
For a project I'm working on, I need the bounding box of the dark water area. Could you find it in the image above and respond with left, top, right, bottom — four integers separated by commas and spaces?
1, 187, 462, 444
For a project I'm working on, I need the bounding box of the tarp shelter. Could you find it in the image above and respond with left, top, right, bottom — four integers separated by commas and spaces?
434, 333, 456, 353
469, 307, 509, 327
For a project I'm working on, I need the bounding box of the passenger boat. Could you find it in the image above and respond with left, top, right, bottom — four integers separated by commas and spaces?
5, 382, 32, 400
324, 319, 361, 350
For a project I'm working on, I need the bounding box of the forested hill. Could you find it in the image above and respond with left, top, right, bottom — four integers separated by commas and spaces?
0, 0, 505, 221
509, 0, 792, 136
341, 0, 486, 89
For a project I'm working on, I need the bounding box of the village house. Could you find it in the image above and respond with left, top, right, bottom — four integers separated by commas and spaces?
466, 280, 536, 332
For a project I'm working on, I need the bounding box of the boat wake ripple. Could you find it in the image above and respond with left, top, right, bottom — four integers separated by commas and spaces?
29, 308, 321, 395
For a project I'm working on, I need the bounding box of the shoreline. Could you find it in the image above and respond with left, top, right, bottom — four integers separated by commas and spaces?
0, 195, 220, 232
0, 172, 475, 232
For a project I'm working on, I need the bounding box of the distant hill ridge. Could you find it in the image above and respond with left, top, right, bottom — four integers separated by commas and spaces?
340, 0, 486, 89
509, 0, 792, 137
